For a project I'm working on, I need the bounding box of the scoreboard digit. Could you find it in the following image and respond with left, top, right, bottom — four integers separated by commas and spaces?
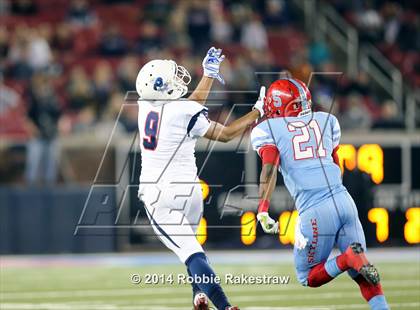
404, 208, 420, 244
357, 144, 384, 184
240, 212, 257, 246
337, 144, 384, 184
278, 211, 298, 245
368, 208, 389, 243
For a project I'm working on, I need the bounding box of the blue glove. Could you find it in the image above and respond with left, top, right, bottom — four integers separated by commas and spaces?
202, 47, 226, 85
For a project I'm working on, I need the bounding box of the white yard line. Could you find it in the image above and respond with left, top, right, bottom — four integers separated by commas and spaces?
0, 290, 417, 306
1, 279, 419, 300
1, 248, 419, 268
1, 303, 419, 310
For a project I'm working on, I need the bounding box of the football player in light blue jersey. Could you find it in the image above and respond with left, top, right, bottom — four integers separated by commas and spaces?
251, 78, 389, 310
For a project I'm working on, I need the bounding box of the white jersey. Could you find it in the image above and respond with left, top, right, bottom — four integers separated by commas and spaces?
137, 99, 211, 183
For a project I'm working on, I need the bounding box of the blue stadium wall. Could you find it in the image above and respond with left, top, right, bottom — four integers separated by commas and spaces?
0, 187, 116, 254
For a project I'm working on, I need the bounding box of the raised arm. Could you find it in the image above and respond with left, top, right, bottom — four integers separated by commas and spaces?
204, 109, 260, 142
188, 76, 215, 104
188, 47, 225, 104
203, 86, 265, 142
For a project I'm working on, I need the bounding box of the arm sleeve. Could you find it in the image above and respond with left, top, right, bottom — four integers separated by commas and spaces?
332, 146, 340, 166
186, 105, 211, 138
259, 145, 280, 166
331, 115, 341, 149
250, 124, 276, 153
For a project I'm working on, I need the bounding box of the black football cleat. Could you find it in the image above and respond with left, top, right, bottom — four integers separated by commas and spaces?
345, 242, 380, 285
359, 263, 380, 286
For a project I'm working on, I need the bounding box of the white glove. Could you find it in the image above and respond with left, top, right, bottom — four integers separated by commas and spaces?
202, 47, 225, 85
253, 86, 265, 117
257, 212, 279, 234
294, 215, 308, 250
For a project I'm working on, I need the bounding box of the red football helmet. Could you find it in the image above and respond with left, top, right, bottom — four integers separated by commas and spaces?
263, 78, 312, 118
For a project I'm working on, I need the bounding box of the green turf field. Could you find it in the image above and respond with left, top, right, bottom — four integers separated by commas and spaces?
1, 258, 419, 310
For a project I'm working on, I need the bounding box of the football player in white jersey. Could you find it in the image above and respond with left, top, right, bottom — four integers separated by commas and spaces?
136, 47, 265, 310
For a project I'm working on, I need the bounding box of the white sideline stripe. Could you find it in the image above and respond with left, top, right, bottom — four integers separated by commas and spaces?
1, 304, 419, 310
2, 267, 418, 282
0, 305, 321, 310
1, 247, 418, 267
1, 279, 419, 300
0, 290, 417, 306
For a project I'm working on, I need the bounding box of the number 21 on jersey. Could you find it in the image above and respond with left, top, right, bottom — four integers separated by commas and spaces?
288, 120, 326, 160
143, 111, 159, 150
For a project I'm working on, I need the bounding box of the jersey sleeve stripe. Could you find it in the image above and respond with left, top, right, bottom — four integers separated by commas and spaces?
187, 109, 209, 136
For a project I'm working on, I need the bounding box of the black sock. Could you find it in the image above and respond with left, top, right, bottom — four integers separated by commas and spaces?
187, 266, 201, 300
185, 252, 230, 310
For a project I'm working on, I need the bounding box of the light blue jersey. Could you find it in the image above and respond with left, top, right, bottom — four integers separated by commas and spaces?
251, 111, 344, 213
252, 112, 389, 309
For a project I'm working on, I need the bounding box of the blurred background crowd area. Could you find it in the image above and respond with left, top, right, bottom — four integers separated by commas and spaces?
0, 0, 418, 184
329, 0, 419, 79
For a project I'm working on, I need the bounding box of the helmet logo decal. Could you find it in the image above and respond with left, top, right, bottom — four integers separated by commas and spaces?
153, 77, 166, 91
272, 90, 283, 107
